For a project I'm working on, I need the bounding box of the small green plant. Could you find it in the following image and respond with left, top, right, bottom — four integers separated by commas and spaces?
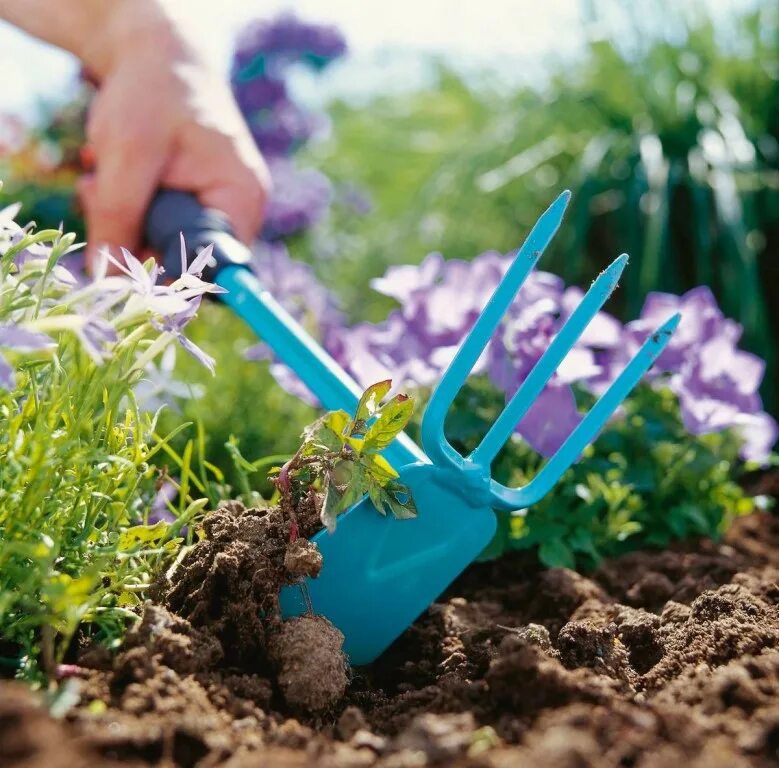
272, 380, 417, 531
446, 379, 770, 568
0, 203, 213, 679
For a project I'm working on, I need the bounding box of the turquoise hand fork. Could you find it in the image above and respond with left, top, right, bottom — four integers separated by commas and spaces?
146, 190, 679, 665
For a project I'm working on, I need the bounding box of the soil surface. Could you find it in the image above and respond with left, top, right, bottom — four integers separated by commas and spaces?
3, 498, 779, 768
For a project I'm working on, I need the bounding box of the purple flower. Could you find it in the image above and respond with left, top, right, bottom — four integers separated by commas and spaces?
233, 75, 287, 114
735, 412, 779, 464
626, 286, 725, 373
336, 183, 373, 216
0, 324, 56, 389
512, 384, 583, 458
626, 286, 777, 462
248, 99, 323, 156
262, 159, 333, 238
246, 230, 776, 463
250, 241, 344, 334
153, 297, 215, 374
233, 13, 346, 74
77, 316, 118, 363
149, 480, 177, 525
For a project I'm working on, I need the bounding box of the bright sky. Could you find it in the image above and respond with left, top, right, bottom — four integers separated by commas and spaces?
0, 0, 763, 118
0, 0, 589, 117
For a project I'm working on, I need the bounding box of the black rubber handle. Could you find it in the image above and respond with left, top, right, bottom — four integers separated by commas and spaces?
144, 189, 252, 281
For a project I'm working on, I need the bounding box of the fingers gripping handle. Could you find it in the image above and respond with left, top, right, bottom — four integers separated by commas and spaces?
144, 190, 427, 468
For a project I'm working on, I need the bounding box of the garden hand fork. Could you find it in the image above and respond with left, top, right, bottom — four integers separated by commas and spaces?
146, 190, 680, 665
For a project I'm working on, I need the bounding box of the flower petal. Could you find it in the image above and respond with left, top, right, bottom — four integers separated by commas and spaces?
0, 324, 56, 351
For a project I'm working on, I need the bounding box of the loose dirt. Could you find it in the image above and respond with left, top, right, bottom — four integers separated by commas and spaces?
3, 498, 778, 768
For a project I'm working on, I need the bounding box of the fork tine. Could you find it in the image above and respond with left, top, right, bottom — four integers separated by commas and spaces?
421, 190, 572, 468
489, 312, 681, 511
470, 253, 628, 467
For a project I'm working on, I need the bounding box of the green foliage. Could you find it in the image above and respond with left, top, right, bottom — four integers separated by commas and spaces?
444, 378, 766, 568
274, 380, 417, 531
0, 219, 202, 679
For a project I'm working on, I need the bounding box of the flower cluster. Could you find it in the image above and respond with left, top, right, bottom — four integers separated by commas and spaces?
231, 13, 346, 241
233, 13, 346, 75
334, 251, 625, 457
0, 202, 219, 399
262, 159, 333, 240
624, 287, 777, 462
250, 240, 777, 463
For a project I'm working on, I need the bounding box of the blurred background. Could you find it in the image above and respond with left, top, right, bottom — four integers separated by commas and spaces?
0, 0, 776, 460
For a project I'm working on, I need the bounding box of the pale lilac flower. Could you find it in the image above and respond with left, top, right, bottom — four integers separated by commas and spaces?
370, 252, 447, 305
152, 297, 215, 374
735, 412, 779, 464
134, 345, 203, 413
0, 324, 56, 389
0, 356, 13, 390
77, 316, 118, 364
262, 159, 333, 239
0, 325, 57, 351
105, 247, 164, 296
149, 480, 177, 524
626, 286, 777, 462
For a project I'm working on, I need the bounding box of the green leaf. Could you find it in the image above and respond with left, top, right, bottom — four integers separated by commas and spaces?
380, 481, 417, 520
301, 411, 349, 453
321, 476, 342, 532
117, 521, 171, 551
322, 410, 352, 436
568, 527, 600, 561
365, 452, 399, 483
538, 539, 575, 569
363, 394, 414, 452
355, 380, 392, 423
335, 461, 368, 513
367, 478, 388, 515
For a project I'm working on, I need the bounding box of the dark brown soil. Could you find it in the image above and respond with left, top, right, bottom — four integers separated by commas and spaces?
3, 502, 779, 768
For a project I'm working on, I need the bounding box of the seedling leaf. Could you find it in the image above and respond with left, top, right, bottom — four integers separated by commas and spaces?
355, 379, 392, 423
363, 394, 414, 451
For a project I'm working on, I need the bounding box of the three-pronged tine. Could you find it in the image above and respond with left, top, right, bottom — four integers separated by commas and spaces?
470, 253, 629, 467
418, 189, 681, 514
421, 189, 572, 468
489, 312, 681, 511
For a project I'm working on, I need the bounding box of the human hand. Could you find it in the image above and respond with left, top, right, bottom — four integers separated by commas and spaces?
78, 1, 270, 271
